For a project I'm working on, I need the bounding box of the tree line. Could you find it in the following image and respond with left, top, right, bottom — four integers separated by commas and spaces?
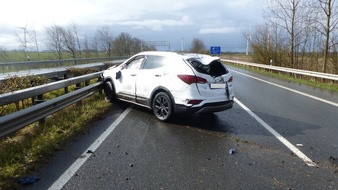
246, 0, 338, 74
45, 24, 157, 60
0, 24, 157, 62
0, 22, 209, 63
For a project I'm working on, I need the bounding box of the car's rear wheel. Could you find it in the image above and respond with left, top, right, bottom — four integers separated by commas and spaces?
104, 80, 115, 102
152, 92, 173, 121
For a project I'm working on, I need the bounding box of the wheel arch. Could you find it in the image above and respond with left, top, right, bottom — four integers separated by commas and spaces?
103, 77, 116, 102
149, 86, 175, 110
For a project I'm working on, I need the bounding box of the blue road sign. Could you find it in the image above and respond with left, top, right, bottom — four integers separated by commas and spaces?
210, 46, 221, 55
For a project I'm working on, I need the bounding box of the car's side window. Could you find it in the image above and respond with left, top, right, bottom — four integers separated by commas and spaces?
125, 56, 144, 70
142, 55, 167, 69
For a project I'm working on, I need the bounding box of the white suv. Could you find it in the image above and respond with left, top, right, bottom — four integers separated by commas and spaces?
102, 51, 234, 121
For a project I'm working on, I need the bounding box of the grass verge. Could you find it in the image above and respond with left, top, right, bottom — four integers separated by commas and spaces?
0, 93, 112, 190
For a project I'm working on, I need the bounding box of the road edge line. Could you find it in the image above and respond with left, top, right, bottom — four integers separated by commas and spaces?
48, 107, 132, 190
234, 98, 317, 167
230, 69, 338, 108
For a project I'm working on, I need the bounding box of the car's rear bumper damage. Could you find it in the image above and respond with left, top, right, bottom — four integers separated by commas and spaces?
174, 100, 234, 114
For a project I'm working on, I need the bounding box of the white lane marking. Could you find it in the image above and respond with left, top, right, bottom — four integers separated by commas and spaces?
234, 98, 317, 167
230, 69, 338, 108
48, 107, 132, 190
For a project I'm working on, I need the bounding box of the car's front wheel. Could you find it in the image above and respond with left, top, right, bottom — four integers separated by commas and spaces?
104, 80, 115, 102
152, 92, 173, 121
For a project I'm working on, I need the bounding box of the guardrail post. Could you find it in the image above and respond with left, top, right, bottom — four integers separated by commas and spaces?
34, 94, 46, 126
75, 83, 82, 105
85, 81, 90, 86
98, 77, 102, 95
64, 74, 69, 94
75, 83, 82, 90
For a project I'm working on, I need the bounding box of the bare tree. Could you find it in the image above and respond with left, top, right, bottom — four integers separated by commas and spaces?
113, 32, 133, 56
316, 0, 338, 73
96, 26, 114, 57
329, 33, 338, 74
60, 26, 78, 59
16, 26, 30, 61
265, 0, 308, 68
246, 24, 275, 65
91, 36, 100, 58
130, 38, 143, 54
190, 38, 205, 53
71, 23, 82, 58
29, 29, 41, 60
45, 24, 64, 59
82, 35, 91, 58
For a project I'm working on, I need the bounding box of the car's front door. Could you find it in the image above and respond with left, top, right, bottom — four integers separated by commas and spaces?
117, 55, 144, 100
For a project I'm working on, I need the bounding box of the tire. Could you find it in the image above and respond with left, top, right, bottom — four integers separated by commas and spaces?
104, 80, 115, 102
152, 92, 173, 121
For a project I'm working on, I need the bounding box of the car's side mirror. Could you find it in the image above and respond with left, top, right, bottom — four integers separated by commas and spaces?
116, 70, 121, 79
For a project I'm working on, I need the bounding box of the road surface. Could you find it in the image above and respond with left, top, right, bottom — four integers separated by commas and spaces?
23, 65, 338, 190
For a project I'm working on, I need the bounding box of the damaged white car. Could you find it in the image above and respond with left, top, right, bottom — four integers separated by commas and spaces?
102, 51, 234, 121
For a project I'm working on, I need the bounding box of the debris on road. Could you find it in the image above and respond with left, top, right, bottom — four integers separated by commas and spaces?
329, 156, 338, 166
229, 148, 236, 155
18, 176, 40, 185
87, 150, 94, 154
296, 144, 304, 147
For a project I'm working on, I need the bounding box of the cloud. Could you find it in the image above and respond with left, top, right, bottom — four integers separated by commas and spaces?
199, 27, 238, 34
0, 0, 264, 50
118, 16, 193, 31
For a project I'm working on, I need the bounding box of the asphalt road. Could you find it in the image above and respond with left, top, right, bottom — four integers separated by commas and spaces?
23, 66, 338, 190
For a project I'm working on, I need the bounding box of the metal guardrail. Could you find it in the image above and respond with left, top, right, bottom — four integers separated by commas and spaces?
222, 59, 338, 82
0, 57, 129, 137
0, 57, 128, 73
0, 82, 103, 137
0, 60, 125, 83
0, 71, 102, 106
0, 72, 104, 138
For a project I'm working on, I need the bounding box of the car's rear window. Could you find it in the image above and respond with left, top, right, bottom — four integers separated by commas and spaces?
187, 58, 228, 77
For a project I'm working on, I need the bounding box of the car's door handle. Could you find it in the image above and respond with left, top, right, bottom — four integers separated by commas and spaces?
155, 74, 161, 77
131, 74, 137, 76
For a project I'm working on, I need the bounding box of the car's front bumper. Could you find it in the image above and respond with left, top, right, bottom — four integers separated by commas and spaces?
174, 100, 233, 114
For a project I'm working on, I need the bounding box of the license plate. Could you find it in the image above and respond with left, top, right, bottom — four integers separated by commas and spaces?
210, 83, 226, 89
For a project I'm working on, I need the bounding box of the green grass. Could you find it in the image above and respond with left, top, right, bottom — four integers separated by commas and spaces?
0, 93, 112, 190
225, 62, 338, 92
0, 68, 112, 189
0, 51, 109, 63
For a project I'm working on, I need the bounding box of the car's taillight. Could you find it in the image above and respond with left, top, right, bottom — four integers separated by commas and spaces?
228, 76, 233, 82
177, 75, 207, 85
187, 99, 203, 105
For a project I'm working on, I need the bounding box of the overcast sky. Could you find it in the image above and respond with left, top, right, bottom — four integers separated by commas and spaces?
0, 0, 265, 52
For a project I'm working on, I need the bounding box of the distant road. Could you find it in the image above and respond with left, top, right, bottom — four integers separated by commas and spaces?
0, 62, 107, 82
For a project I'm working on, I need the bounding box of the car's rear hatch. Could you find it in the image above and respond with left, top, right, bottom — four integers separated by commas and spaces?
185, 56, 233, 98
